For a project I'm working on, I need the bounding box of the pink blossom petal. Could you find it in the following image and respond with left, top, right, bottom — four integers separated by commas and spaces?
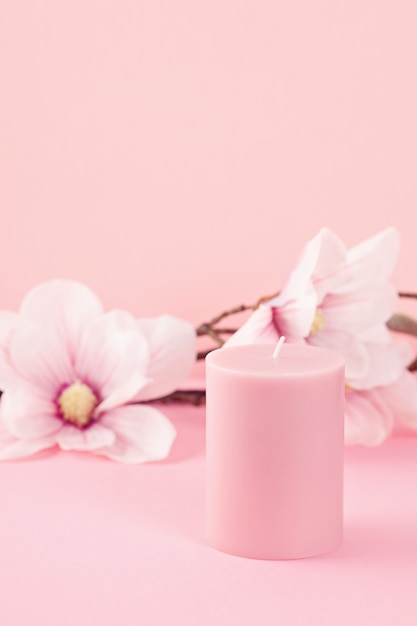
309, 228, 347, 280
0, 416, 56, 460
56, 423, 115, 451
0, 347, 18, 389
96, 405, 176, 463
92, 331, 150, 412
8, 321, 74, 393
1, 384, 62, 439
323, 283, 397, 333
331, 228, 400, 294
75, 311, 150, 409
82, 310, 139, 344
134, 315, 196, 401
76, 310, 139, 382
356, 325, 391, 344
345, 388, 394, 446
0, 311, 19, 348
307, 329, 369, 380
378, 371, 417, 431
0, 312, 22, 388
224, 307, 278, 347
306, 229, 348, 301
349, 338, 414, 390
20, 280, 103, 362
271, 228, 346, 305
0, 355, 12, 388
272, 289, 317, 339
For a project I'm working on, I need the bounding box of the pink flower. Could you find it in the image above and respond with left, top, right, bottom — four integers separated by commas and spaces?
227, 227, 401, 386
0, 280, 196, 462
345, 370, 417, 445
343, 326, 417, 445
226, 227, 417, 445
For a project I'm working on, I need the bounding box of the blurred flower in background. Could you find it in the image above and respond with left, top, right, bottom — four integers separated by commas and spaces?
226, 227, 417, 445
0, 280, 196, 462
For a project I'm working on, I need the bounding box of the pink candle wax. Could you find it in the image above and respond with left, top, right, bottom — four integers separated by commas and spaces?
206, 343, 345, 560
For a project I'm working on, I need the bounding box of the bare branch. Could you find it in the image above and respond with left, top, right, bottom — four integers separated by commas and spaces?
409, 358, 417, 372
152, 389, 206, 405
196, 303, 255, 337
197, 349, 215, 360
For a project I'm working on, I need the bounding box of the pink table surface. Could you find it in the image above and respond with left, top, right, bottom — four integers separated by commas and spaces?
1, 402, 417, 626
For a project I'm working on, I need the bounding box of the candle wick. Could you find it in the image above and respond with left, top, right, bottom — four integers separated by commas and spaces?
272, 336, 286, 359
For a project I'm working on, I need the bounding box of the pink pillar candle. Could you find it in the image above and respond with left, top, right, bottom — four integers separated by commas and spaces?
206, 343, 345, 560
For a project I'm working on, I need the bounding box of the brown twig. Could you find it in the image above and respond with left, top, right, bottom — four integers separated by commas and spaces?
409, 358, 417, 372
197, 324, 224, 346
196, 303, 255, 337
399, 292, 417, 299
152, 389, 206, 406
197, 349, 215, 360
255, 290, 280, 307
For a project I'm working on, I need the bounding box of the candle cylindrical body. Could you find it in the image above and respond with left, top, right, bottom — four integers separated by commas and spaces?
206, 343, 345, 560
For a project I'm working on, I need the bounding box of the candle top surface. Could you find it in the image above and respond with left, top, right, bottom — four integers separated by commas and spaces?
206, 343, 344, 377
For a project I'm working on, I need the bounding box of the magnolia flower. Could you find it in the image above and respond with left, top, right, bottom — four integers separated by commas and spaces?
0, 280, 196, 462
227, 228, 400, 384
226, 227, 417, 445
345, 370, 417, 445
343, 326, 417, 444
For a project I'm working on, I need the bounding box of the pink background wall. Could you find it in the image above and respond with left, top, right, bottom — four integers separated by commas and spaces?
1, 6, 417, 624
1, 1, 416, 325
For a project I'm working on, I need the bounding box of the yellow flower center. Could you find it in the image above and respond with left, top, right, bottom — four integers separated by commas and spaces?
57, 380, 99, 428
309, 309, 326, 335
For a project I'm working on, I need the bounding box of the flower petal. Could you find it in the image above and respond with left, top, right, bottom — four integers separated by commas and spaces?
20, 280, 103, 362
224, 307, 279, 347
307, 329, 369, 380
323, 283, 397, 333
1, 384, 62, 439
354, 323, 391, 344
76, 310, 139, 381
344, 388, 394, 446
272, 289, 317, 339
0, 312, 22, 388
306, 229, 348, 301
0, 414, 56, 460
92, 331, 150, 412
8, 320, 74, 393
348, 337, 414, 390
134, 315, 196, 401
378, 371, 417, 431
56, 422, 115, 451
0, 311, 19, 348
75, 311, 150, 410
270, 228, 346, 305
0, 347, 18, 390
96, 404, 176, 463
331, 228, 400, 293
